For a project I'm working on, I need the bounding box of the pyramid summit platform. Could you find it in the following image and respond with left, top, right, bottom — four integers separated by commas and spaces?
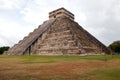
5, 8, 111, 55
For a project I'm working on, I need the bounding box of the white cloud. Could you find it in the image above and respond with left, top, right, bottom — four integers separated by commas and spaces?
0, 36, 9, 46
0, 0, 25, 9
20, 7, 48, 25
0, 18, 34, 46
0, 18, 22, 37
0, 0, 120, 47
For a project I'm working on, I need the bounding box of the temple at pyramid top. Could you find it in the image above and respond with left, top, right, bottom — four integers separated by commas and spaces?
49, 7, 74, 20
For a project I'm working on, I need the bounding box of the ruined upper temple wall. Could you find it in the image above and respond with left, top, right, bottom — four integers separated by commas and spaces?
49, 7, 74, 20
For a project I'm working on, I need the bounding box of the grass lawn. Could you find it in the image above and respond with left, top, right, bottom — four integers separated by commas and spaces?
0, 55, 120, 80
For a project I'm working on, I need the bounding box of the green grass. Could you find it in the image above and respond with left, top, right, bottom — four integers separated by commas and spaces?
0, 55, 120, 80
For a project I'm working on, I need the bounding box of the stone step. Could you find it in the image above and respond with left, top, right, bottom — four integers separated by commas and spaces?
49, 26, 70, 33
39, 40, 75, 46
38, 47, 79, 51
43, 35, 73, 42
35, 52, 81, 55
83, 46, 97, 49
38, 40, 77, 49
46, 30, 71, 38
36, 47, 80, 55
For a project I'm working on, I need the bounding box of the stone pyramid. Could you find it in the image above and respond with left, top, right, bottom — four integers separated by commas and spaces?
5, 8, 111, 55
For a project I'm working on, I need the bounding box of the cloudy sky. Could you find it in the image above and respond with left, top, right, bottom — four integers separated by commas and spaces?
0, 0, 120, 47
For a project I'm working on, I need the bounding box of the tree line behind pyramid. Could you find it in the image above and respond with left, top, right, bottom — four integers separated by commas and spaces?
4, 8, 111, 55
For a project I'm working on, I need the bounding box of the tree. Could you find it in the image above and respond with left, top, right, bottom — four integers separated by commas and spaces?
0, 46, 9, 55
108, 40, 120, 53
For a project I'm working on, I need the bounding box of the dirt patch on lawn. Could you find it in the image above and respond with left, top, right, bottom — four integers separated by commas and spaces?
27, 60, 105, 76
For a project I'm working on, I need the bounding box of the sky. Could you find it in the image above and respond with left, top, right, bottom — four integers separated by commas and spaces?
0, 0, 120, 47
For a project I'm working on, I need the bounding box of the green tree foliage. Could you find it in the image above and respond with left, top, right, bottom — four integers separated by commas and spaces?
0, 46, 9, 55
108, 40, 120, 53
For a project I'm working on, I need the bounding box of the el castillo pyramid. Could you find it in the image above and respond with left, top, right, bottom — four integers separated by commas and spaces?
5, 8, 111, 55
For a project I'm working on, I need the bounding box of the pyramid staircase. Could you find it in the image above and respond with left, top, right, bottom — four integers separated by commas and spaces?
5, 19, 56, 55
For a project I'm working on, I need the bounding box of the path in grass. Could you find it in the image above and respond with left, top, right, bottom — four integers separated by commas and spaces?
0, 55, 120, 80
